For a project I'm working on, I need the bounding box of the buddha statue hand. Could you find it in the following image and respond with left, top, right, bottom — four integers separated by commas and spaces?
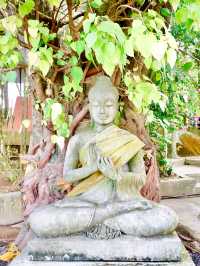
97, 155, 119, 181
87, 143, 98, 172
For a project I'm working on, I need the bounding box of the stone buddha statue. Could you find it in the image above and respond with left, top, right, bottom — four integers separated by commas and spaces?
28, 76, 178, 240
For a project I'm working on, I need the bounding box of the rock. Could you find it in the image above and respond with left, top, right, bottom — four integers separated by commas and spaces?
25, 234, 182, 262
0, 192, 23, 225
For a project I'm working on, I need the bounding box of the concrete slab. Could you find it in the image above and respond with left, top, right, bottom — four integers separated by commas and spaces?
0, 192, 23, 225
9, 247, 194, 266
160, 177, 197, 198
185, 156, 200, 167
194, 183, 200, 194
168, 158, 185, 167
162, 197, 200, 239
173, 165, 200, 179
26, 234, 181, 262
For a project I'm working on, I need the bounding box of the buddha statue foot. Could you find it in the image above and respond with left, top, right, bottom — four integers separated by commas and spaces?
85, 223, 122, 240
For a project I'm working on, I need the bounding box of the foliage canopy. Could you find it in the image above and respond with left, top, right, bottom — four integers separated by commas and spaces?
0, 0, 199, 173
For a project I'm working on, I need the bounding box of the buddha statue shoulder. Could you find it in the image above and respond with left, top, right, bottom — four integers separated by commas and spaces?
28, 76, 178, 239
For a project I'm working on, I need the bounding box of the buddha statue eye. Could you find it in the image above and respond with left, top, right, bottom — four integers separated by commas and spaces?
92, 103, 99, 107
105, 101, 114, 107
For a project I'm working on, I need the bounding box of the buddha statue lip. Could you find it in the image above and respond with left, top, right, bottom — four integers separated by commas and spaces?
28, 75, 178, 240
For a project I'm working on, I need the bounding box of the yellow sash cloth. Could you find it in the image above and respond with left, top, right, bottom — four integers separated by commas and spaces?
67, 125, 145, 197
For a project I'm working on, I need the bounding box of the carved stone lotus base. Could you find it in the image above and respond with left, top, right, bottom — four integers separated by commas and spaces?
10, 233, 194, 265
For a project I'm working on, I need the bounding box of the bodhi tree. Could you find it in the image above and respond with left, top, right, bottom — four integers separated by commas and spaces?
0, 0, 200, 205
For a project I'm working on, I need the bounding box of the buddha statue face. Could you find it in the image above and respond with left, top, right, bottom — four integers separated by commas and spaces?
88, 76, 119, 126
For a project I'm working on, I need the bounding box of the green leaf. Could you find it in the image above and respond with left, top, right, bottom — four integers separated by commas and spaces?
47, 0, 60, 7
51, 102, 63, 122
69, 56, 78, 66
169, 0, 180, 11
19, 0, 35, 17
62, 83, 72, 99
151, 40, 167, 61
70, 66, 83, 85
37, 59, 50, 76
0, 0, 7, 9
64, 75, 69, 84
182, 62, 193, 71
5, 71, 17, 82
71, 40, 85, 56
28, 50, 39, 66
0, 34, 18, 54
175, 7, 188, 24
28, 20, 39, 38
85, 32, 97, 48
57, 59, 66, 66
43, 98, 55, 120
91, 0, 103, 9
98, 21, 126, 44
2, 16, 22, 34
57, 123, 70, 138
144, 57, 152, 69
166, 48, 177, 68
125, 39, 134, 57
102, 62, 115, 76
39, 47, 53, 65
54, 50, 64, 59
160, 8, 171, 17
83, 13, 96, 34
135, 0, 145, 5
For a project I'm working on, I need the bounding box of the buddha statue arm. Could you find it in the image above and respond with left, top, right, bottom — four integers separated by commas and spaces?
63, 136, 98, 183
115, 150, 147, 198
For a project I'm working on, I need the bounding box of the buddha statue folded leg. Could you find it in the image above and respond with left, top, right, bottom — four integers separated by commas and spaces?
104, 204, 178, 237
28, 198, 177, 238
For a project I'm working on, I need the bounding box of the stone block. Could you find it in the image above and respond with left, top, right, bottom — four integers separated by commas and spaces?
9, 247, 194, 266
0, 191, 23, 225
193, 182, 200, 194
185, 156, 200, 167
160, 177, 196, 198
168, 158, 185, 167
25, 234, 182, 262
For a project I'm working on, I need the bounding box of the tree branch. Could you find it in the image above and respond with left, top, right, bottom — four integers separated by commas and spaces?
0, 64, 27, 73
66, 0, 77, 40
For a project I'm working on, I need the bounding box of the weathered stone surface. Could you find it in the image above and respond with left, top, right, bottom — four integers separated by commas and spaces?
168, 158, 185, 167
173, 164, 200, 180
162, 197, 200, 239
0, 225, 20, 241
9, 247, 194, 266
194, 182, 200, 194
160, 177, 196, 198
0, 192, 23, 225
26, 234, 181, 262
185, 156, 200, 167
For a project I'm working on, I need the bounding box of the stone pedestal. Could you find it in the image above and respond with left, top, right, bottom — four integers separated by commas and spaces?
0, 192, 23, 225
10, 233, 194, 265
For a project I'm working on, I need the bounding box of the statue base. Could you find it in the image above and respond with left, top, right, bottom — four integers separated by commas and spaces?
9, 233, 194, 265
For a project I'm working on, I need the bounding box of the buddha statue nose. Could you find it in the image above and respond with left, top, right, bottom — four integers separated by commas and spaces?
99, 106, 106, 114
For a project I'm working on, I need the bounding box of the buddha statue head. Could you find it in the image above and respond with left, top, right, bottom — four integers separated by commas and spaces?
88, 76, 119, 125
